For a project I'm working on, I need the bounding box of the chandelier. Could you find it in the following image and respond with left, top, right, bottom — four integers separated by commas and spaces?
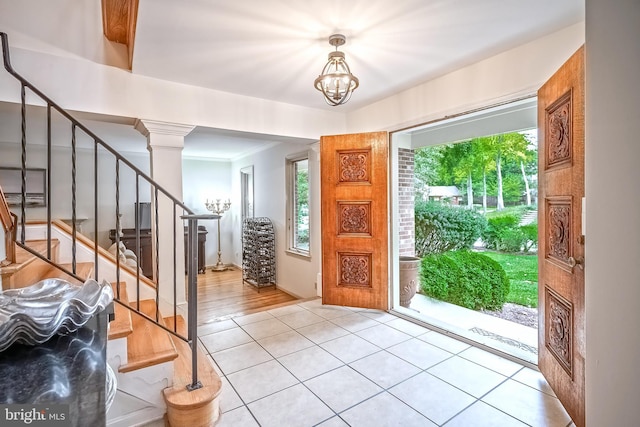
314, 34, 359, 106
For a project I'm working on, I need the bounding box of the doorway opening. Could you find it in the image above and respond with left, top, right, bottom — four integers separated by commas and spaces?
390, 97, 539, 364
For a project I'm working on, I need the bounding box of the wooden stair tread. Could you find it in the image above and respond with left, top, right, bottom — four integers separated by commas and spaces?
40, 262, 94, 284
163, 315, 222, 426
108, 282, 133, 340
1, 239, 59, 273
119, 299, 178, 373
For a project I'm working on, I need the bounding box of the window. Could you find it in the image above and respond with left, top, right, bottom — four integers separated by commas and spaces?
286, 154, 310, 255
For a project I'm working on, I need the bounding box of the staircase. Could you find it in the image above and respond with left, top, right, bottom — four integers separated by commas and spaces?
519, 209, 538, 226
0, 32, 221, 426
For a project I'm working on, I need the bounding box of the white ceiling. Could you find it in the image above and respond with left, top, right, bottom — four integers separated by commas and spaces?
133, 0, 584, 111
0, 0, 584, 159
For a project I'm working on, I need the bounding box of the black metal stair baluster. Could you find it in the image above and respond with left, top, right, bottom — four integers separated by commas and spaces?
115, 159, 121, 299
173, 202, 177, 332
20, 83, 26, 244
46, 104, 52, 260
71, 124, 77, 274
135, 173, 140, 304
154, 187, 159, 322
94, 139, 99, 280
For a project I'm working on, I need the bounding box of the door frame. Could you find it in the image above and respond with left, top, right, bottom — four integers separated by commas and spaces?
387, 96, 542, 366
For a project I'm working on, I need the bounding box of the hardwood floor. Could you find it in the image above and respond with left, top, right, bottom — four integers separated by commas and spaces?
196, 266, 298, 325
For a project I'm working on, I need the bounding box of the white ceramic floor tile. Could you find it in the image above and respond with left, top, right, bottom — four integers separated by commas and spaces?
389, 372, 475, 425
315, 416, 349, 427
356, 324, 412, 349
278, 346, 344, 381
198, 319, 237, 336
257, 330, 315, 358
458, 346, 523, 376
233, 311, 274, 326
446, 401, 528, 427
320, 333, 381, 364
267, 304, 304, 317
385, 318, 431, 336
212, 341, 273, 374
277, 309, 325, 329
298, 299, 323, 309
512, 367, 556, 396
306, 305, 351, 320
341, 392, 435, 427
240, 318, 292, 340
350, 351, 421, 388
227, 360, 299, 403
304, 366, 382, 413
482, 379, 571, 427
417, 330, 472, 354
215, 406, 259, 427
207, 355, 223, 376
359, 310, 398, 323
427, 356, 507, 398
200, 327, 254, 353
248, 383, 334, 427
387, 338, 452, 369
329, 313, 380, 332
219, 376, 244, 413
296, 321, 350, 344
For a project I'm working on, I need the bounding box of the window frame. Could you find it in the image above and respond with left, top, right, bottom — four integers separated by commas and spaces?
286, 152, 311, 257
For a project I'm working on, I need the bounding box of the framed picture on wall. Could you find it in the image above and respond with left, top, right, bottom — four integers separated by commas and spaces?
0, 167, 46, 207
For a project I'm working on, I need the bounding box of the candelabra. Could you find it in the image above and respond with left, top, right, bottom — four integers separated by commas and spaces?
205, 198, 231, 272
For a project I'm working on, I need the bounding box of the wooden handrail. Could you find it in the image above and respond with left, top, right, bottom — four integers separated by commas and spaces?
0, 185, 16, 265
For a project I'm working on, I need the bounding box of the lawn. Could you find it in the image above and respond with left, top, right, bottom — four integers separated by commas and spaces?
482, 251, 538, 308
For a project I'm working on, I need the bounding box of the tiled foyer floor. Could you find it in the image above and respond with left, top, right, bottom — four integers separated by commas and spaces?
197, 299, 573, 427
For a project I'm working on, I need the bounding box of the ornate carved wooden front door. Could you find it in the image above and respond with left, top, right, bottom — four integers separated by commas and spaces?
538, 46, 585, 427
320, 132, 388, 309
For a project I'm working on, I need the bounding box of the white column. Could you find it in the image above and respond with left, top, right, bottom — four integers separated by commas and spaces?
134, 119, 194, 308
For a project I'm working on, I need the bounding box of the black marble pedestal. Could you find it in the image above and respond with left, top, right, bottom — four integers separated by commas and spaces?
0, 305, 113, 427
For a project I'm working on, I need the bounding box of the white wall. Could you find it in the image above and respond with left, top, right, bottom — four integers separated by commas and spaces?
585, 0, 640, 424
181, 158, 233, 267
345, 22, 585, 133
231, 141, 320, 299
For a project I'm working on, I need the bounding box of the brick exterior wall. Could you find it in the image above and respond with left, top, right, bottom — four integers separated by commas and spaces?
398, 148, 415, 256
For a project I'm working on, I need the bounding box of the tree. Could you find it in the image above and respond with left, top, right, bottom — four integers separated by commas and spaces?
414, 146, 444, 200
439, 140, 476, 209
486, 132, 529, 210
470, 137, 495, 213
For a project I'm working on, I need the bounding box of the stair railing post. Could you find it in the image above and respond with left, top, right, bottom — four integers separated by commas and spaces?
182, 214, 216, 391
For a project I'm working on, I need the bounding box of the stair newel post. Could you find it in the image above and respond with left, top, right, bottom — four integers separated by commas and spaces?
182, 214, 215, 391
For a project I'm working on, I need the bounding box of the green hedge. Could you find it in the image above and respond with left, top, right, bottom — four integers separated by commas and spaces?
414, 201, 486, 256
481, 213, 537, 253
420, 250, 510, 310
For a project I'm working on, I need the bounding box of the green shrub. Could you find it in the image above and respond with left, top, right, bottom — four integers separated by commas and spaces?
481, 211, 538, 253
419, 250, 510, 310
481, 213, 520, 250
497, 227, 526, 252
414, 201, 486, 256
520, 223, 538, 252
